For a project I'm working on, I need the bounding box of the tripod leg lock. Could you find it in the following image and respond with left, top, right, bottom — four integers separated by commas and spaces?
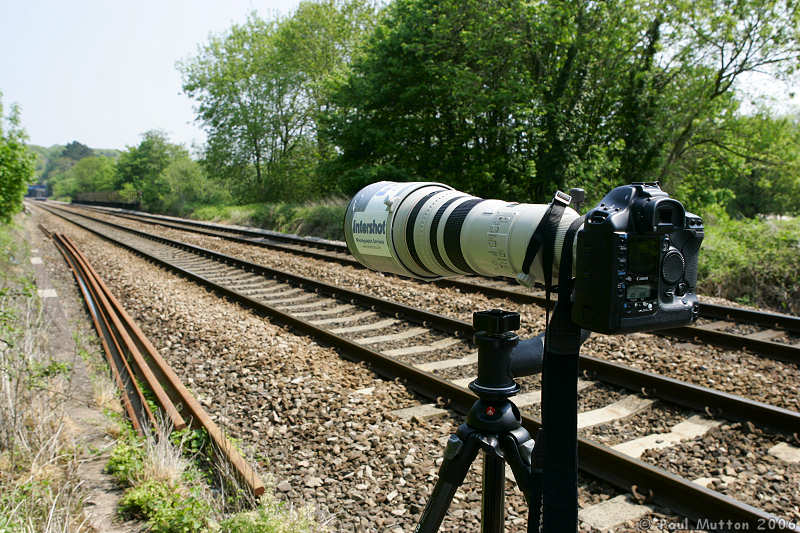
443, 435, 463, 461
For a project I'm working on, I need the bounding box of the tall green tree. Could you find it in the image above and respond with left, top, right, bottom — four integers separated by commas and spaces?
324, 0, 799, 203
180, 1, 378, 202
675, 111, 800, 217
0, 94, 35, 223
39, 140, 95, 193
61, 141, 94, 161
50, 155, 117, 200
160, 157, 231, 215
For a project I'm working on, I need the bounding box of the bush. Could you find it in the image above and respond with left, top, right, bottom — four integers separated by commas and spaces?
190, 198, 347, 241
698, 216, 800, 313
106, 438, 146, 485
0, 97, 35, 222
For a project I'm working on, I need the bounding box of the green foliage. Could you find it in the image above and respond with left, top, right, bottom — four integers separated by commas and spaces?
170, 428, 211, 458
51, 155, 117, 200
161, 157, 231, 216
699, 216, 800, 313
106, 437, 146, 485
116, 130, 188, 211
219, 493, 317, 533
322, 0, 799, 203
61, 140, 93, 161
0, 93, 35, 222
190, 198, 347, 240
675, 111, 800, 217
118, 480, 212, 533
179, 1, 378, 203
30, 142, 121, 198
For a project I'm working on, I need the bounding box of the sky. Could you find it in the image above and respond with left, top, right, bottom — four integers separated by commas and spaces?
0, 0, 303, 151
1, 1, 797, 153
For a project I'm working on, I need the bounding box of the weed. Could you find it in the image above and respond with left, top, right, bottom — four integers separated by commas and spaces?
119, 479, 212, 532
0, 218, 89, 531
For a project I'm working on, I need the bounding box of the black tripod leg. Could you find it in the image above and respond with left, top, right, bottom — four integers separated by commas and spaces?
415, 427, 481, 533
501, 427, 539, 533
481, 449, 505, 533
529, 429, 545, 533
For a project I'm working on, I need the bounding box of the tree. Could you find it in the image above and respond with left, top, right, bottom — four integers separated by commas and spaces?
179, 1, 378, 202
116, 130, 187, 212
0, 93, 35, 223
39, 140, 96, 194
324, 0, 669, 200
160, 157, 231, 215
49, 156, 117, 200
61, 141, 93, 161
324, 0, 799, 203
675, 111, 800, 217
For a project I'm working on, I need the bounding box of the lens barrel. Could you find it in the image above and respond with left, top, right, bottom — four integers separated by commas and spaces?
344, 181, 581, 285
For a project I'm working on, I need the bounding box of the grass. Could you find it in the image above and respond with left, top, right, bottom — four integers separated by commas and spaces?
188, 198, 347, 241
698, 216, 800, 313
0, 217, 89, 532
106, 417, 322, 533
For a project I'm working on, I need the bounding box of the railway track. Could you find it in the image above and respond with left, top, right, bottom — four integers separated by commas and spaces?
44, 226, 265, 497
36, 202, 800, 529
78, 203, 800, 365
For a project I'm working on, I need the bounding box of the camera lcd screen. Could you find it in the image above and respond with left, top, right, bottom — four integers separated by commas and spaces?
628, 237, 659, 274
627, 284, 654, 300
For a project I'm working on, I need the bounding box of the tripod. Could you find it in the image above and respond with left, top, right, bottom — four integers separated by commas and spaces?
415, 306, 585, 533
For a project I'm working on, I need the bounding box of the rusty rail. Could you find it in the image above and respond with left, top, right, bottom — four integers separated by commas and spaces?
47, 229, 265, 497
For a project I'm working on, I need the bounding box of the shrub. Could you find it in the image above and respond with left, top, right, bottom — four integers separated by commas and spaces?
189, 198, 347, 241
698, 216, 800, 313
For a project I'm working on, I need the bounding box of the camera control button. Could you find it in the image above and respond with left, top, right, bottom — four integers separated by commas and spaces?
661, 250, 685, 285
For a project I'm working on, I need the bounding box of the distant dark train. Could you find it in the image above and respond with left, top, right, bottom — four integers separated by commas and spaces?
72, 191, 141, 210
26, 185, 47, 199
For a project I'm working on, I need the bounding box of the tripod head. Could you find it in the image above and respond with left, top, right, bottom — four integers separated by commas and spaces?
470, 309, 522, 399
470, 308, 588, 399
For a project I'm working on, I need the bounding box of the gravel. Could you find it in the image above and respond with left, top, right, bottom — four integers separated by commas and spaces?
642, 422, 800, 521
76, 207, 800, 413
41, 206, 800, 530
34, 207, 633, 531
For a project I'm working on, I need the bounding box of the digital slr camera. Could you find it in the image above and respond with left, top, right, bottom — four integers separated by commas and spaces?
343, 181, 703, 335
572, 183, 703, 333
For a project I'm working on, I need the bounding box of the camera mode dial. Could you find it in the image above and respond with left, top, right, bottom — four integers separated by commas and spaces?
661, 250, 685, 285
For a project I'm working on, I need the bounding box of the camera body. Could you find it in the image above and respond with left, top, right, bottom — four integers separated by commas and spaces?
572, 183, 703, 334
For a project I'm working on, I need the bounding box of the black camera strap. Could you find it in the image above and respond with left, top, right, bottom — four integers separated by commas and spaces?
520, 190, 572, 288
543, 214, 585, 349
557, 215, 586, 293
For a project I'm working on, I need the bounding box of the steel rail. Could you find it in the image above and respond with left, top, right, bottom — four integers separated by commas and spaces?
51, 232, 153, 434
47, 225, 265, 497
41, 203, 800, 434
43, 203, 797, 530
58, 233, 187, 431
80, 204, 800, 334
80, 204, 343, 250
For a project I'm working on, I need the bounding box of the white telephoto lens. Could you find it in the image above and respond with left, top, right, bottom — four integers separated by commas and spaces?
344, 181, 581, 285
